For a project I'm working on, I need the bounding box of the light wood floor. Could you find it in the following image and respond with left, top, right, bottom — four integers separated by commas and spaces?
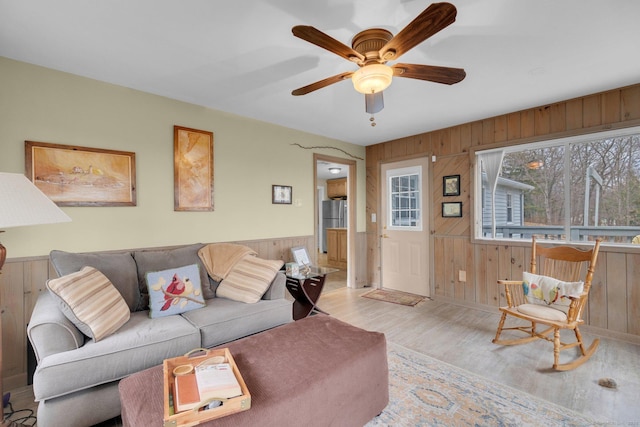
319, 287, 640, 425
8, 282, 639, 425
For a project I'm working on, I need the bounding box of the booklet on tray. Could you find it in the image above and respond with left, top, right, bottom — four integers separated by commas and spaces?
174, 374, 200, 412
195, 363, 242, 401
173, 362, 242, 413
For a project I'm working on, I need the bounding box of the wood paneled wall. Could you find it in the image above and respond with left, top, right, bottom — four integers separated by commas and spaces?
0, 235, 315, 390
366, 83, 640, 340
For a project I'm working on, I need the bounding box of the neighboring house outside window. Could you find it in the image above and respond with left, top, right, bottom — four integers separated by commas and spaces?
475, 126, 640, 244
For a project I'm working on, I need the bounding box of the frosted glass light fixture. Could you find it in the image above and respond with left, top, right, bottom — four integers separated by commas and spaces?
351, 64, 393, 94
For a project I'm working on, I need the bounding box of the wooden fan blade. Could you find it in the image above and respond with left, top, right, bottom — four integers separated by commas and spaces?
380, 2, 457, 61
292, 71, 354, 96
293, 26, 365, 63
392, 63, 466, 85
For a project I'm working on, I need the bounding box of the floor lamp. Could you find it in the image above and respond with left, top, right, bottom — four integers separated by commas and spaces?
0, 173, 71, 426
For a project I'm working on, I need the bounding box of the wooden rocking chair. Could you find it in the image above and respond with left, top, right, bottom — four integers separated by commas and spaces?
492, 237, 601, 371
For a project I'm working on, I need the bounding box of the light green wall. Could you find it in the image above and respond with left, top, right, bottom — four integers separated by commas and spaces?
0, 57, 366, 258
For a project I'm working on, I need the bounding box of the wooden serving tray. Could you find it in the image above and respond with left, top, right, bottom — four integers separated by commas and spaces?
163, 348, 251, 427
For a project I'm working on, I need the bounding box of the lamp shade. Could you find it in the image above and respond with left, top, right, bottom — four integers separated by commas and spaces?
0, 172, 71, 229
351, 64, 393, 94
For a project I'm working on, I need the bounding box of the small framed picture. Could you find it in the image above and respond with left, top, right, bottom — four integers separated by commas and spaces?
442, 202, 462, 218
291, 246, 311, 266
272, 185, 292, 204
443, 175, 461, 196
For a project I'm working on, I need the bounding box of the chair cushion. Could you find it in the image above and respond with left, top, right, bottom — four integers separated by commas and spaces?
146, 264, 205, 318
522, 272, 583, 314
517, 303, 568, 321
46, 266, 131, 342
216, 256, 284, 303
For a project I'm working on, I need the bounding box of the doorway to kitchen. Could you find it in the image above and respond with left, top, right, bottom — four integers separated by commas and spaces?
314, 153, 355, 291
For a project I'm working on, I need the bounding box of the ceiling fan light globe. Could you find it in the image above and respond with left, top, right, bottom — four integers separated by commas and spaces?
351, 64, 393, 94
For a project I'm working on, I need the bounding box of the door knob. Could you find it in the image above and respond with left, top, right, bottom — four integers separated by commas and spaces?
381, 234, 389, 239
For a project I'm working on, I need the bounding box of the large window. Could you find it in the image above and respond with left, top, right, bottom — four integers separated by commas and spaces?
475, 126, 640, 244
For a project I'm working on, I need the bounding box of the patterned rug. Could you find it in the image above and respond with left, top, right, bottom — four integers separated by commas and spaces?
366, 343, 601, 427
361, 289, 425, 306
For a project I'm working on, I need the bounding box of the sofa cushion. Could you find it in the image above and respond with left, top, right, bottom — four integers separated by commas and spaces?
46, 267, 131, 342
522, 271, 583, 314
32, 310, 200, 401
180, 297, 293, 348
50, 250, 140, 311
133, 243, 212, 310
216, 256, 284, 303
146, 264, 205, 318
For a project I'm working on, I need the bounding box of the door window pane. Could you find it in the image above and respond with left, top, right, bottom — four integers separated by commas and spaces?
389, 170, 421, 229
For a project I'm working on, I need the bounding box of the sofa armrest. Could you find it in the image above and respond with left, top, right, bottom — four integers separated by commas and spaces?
262, 271, 286, 300
27, 291, 85, 362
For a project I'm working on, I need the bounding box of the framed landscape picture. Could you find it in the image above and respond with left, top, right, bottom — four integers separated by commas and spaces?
174, 126, 214, 211
25, 141, 136, 206
442, 201, 463, 218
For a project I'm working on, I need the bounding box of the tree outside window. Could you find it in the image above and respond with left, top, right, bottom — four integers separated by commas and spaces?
476, 127, 640, 244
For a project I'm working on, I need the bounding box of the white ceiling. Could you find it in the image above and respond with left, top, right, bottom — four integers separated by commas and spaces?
317, 160, 349, 180
1, 1, 639, 147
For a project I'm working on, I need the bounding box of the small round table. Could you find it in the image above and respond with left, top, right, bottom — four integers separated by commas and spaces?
285, 266, 338, 320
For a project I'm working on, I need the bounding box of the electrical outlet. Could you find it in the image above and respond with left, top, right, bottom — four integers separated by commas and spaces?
458, 270, 466, 282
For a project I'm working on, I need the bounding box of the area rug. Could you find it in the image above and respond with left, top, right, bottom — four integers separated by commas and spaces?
366, 343, 601, 427
361, 289, 425, 306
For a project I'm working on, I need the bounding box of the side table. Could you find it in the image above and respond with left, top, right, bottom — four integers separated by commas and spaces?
285, 266, 338, 320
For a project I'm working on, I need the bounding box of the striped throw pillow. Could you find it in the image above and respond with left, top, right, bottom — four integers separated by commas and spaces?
216, 256, 284, 303
46, 266, 131, 342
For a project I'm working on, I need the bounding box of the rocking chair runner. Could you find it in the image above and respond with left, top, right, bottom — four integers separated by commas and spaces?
493, 237, 602, 371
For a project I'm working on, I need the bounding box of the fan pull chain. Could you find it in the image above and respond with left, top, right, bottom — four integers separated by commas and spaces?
370, 115, 377, 127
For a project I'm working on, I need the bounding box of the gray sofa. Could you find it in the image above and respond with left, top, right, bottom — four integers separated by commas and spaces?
27, 243, 293, 427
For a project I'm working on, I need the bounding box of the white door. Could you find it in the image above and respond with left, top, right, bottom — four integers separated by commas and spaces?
381, 158, 430, 296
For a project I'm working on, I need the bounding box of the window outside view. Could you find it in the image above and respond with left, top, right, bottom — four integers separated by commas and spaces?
389, 170, 421, 229
476, 127, 640, 244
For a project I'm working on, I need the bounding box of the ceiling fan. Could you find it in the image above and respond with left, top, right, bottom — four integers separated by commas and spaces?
291, 2, 466, 124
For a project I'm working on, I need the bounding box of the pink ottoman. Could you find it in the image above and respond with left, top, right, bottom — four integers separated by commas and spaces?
119, 315, 389, 426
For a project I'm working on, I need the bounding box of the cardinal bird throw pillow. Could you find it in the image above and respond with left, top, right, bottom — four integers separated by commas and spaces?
146, 264, 205, 318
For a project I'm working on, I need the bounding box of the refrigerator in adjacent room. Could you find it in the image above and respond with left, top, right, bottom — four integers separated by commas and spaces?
322, 199, 347, 253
